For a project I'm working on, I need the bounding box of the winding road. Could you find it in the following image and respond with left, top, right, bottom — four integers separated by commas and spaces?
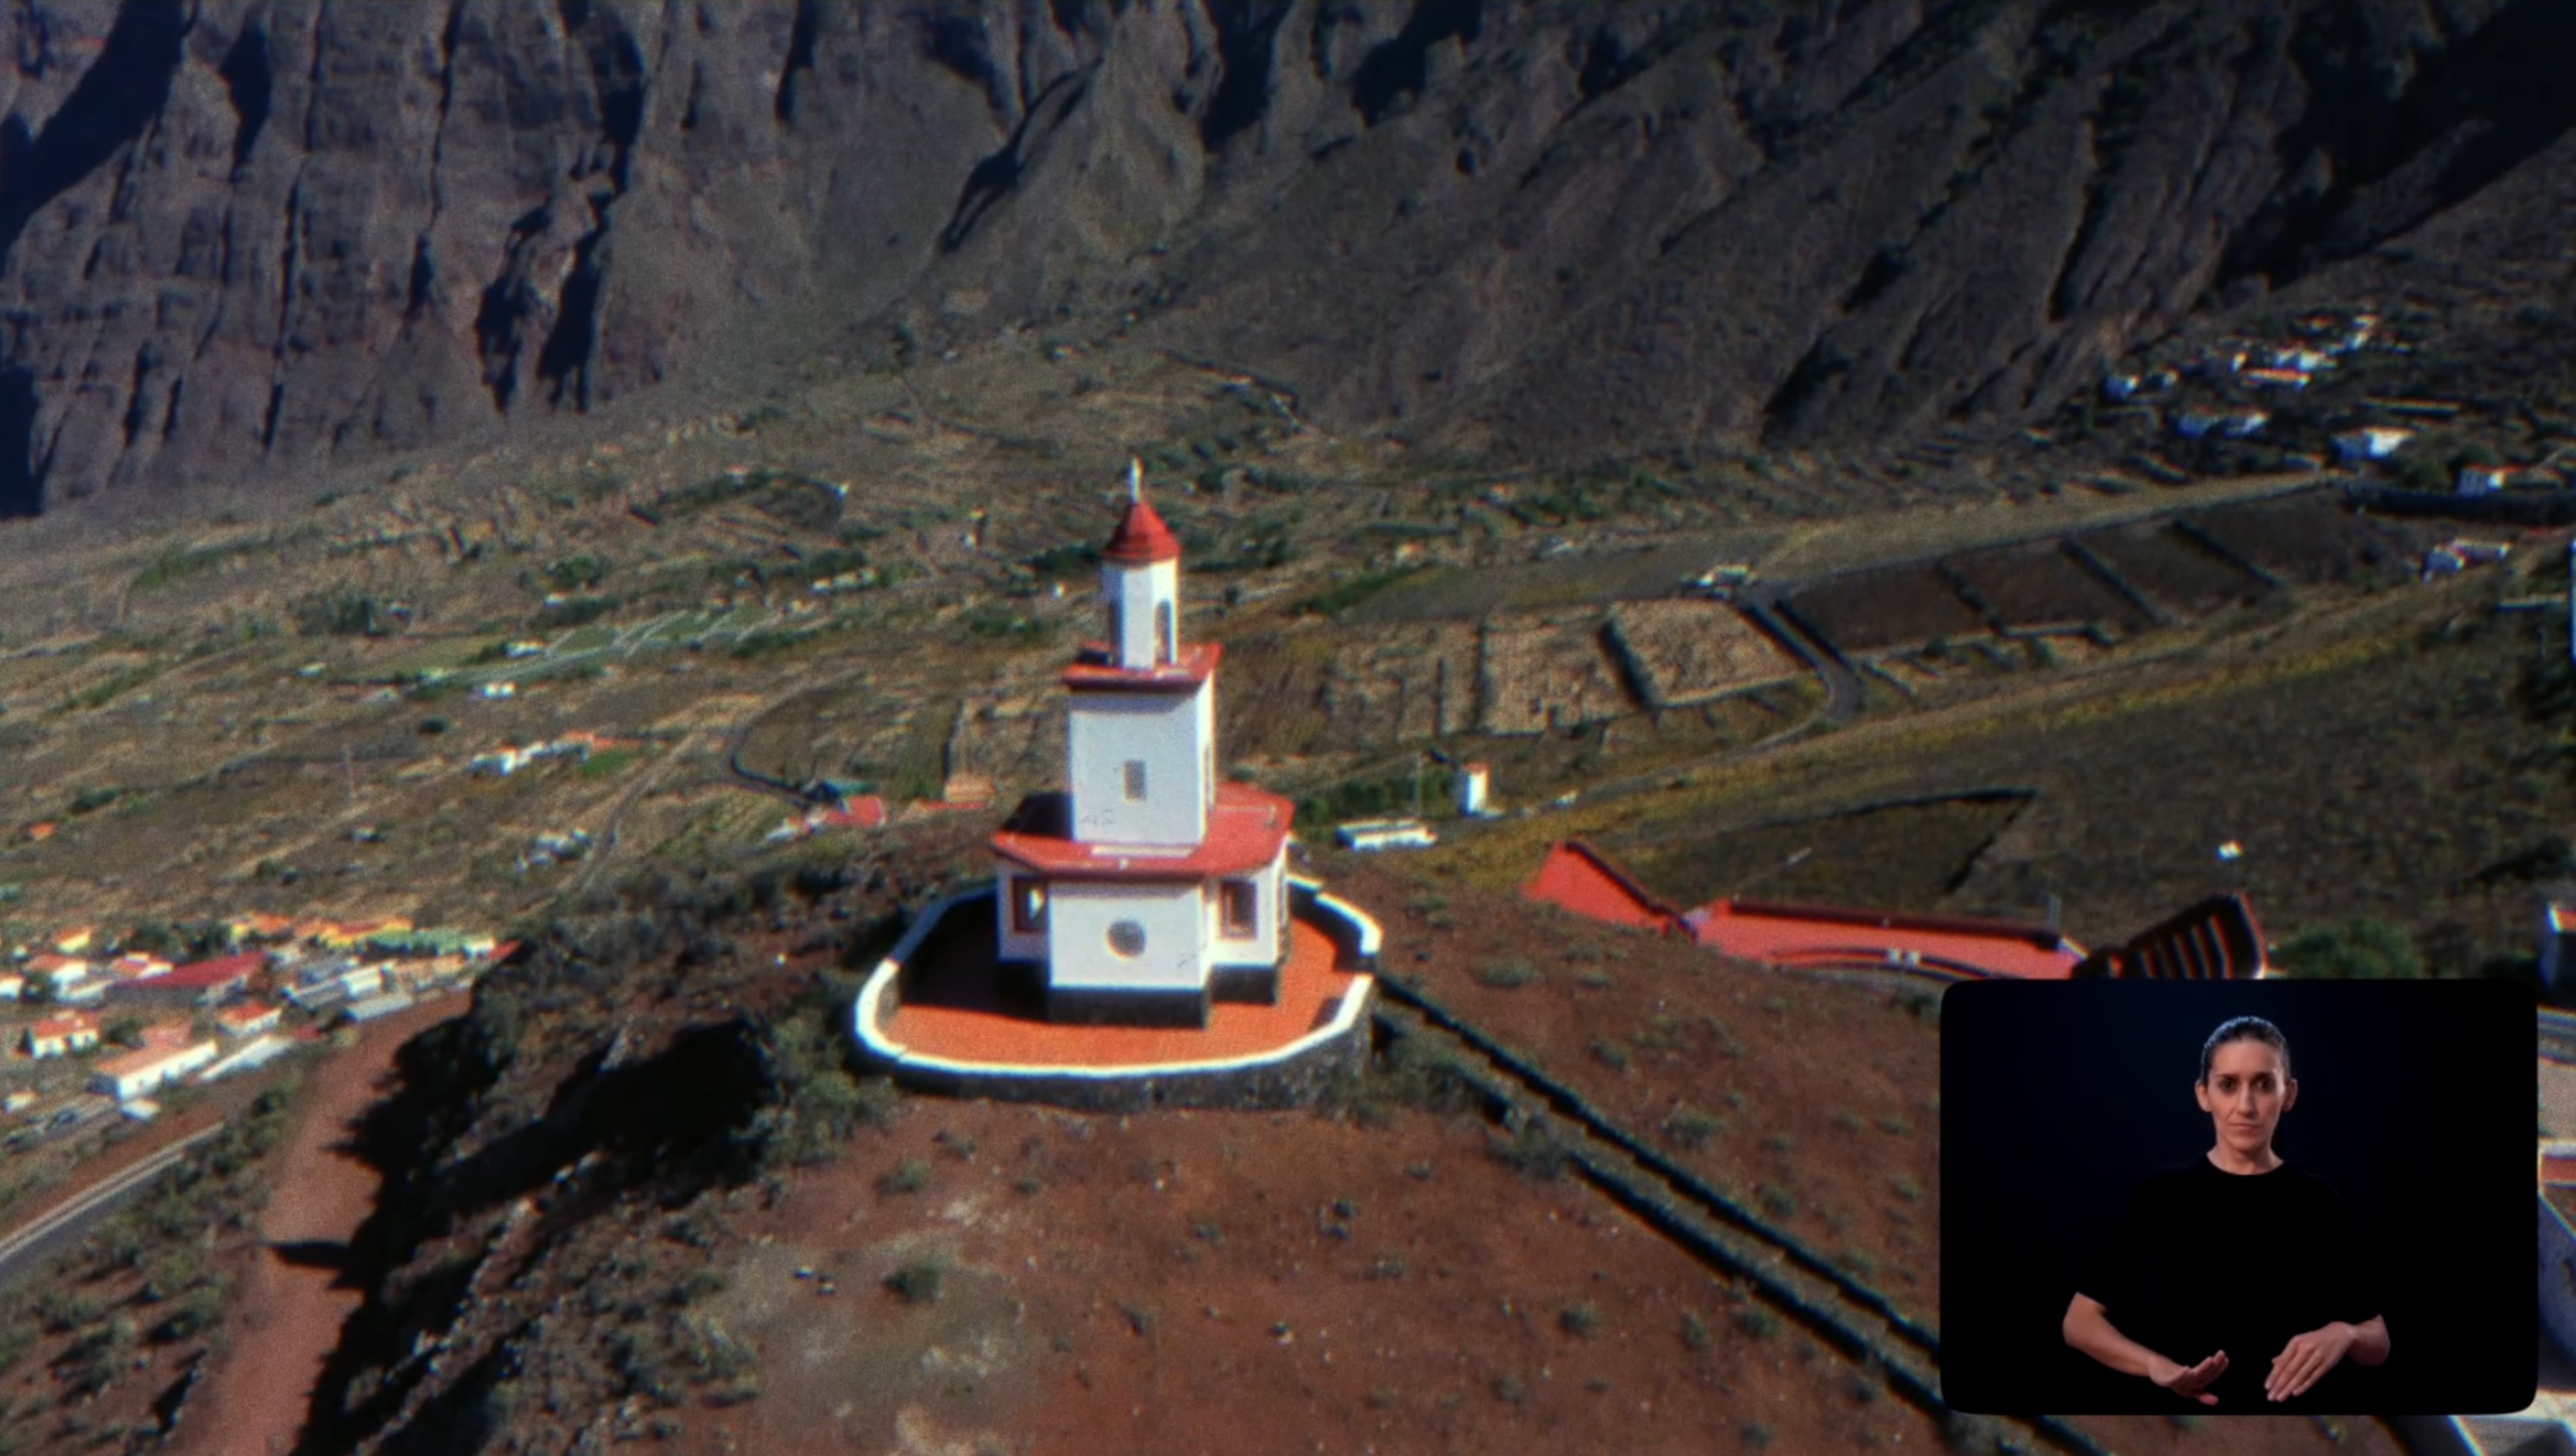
0, 1123, 226, 1294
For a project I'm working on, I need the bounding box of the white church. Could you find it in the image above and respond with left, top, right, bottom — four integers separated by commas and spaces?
989, 464, 1297, 1026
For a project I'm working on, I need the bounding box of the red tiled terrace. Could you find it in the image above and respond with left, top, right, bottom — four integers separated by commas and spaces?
868, 898, 1369, 1070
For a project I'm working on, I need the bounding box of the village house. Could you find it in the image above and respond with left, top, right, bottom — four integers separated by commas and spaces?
89, 1027, 218, 1103
318, 919, 412, 950
215, 1002, 282, 1038
2175, 408, 2269, 440
2240, 366, 2310, 390
1456, 762, 1494, 817
109, 952, 171, 981
28, 953, 106, 1004
117, 950, 267, 1008
0, 970, 21, 1000
226, 912, 298, 944
2459, 465, 2511, 494
24, 1011, 100, 1058
2333, 427, 2414, 462
49, 927, 94, 956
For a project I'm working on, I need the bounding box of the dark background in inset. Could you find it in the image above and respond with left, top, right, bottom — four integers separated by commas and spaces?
1939, 979, 2532, 1415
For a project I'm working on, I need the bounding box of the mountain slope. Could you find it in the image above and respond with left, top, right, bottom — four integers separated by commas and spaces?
0, 0, 2568, 517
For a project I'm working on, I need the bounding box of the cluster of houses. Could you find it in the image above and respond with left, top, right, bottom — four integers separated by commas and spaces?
468, 730, 624, 778
2103, 309, 2391, 450
4, 914, 511, 1114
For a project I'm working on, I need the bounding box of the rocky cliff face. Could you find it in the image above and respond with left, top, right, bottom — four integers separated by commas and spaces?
0, 0, 2567, 518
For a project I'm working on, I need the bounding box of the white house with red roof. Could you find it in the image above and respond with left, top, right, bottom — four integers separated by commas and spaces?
90, 1026, 218, 1102
989, 462, 1296, 1026
24, 1011, 100, 1058
215, 1002, 282, 1038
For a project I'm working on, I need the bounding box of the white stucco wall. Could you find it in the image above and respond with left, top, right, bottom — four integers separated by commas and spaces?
1105, 559, 1180, 668
995, 870, 1048, 962
1068, 685, 1209, 845
1046, 880, 1209, 992
1209, 846, 1289, 970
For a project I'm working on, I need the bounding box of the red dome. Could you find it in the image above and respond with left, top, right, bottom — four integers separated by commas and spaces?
1103, 497, 1182, 565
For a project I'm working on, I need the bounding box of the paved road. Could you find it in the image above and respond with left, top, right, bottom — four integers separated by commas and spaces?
0, 1123, 225, 1293
1737, 582, 1862, 723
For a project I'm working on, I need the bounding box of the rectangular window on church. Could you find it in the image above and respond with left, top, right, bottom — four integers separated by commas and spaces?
1220, 880, 1257, 938
1012, 880, 1047, 934
1125, 759, 1147, 801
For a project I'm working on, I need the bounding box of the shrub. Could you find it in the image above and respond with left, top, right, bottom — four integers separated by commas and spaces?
885, 1259, 945, 1304
1742, 1423, 1776, 1450
2275, 919, 2423, 979
881, 1158, 933, 1194
1664, 1106, 1724, 1149
1681, 1311, 1713, 1352
1589, 1038, 1632, 1071
1558, 1302, 1600, 1337
1491, 1122, 1568, 1181
1758, 1184, 1798, 1219
1890, 1177, 1923, 1203
1735, 1306, 1780, 1339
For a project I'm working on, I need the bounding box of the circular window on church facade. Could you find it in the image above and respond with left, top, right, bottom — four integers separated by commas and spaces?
1107, 920, 1147, 958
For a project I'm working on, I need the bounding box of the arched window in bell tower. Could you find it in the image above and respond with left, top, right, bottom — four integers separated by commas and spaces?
1108, 596, 1123, 653
1156, 600, 1174, 663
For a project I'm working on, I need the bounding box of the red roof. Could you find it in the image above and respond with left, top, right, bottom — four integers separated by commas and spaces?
29, 1012, 97, 1039
1062, 641, 1220, 692
1522, 841, 1687, 934
1103, 497, 1181, 565
148, 951, 266, 990
1685, 898, 2081, 980
216, 1003, 277, 1027
991, 783, 1292, 880
821, 797, 889, 829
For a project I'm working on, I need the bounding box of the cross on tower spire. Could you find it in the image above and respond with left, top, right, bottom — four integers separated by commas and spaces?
1129, 457, 1142, 504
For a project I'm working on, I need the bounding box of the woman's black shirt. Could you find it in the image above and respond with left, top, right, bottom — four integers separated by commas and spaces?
2077, 1158, 2380, 1412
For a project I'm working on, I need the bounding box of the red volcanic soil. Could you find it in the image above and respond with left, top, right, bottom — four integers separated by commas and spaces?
1328, 857, 1954, 1322
173, 996, 471, 1456
679, 1097, 2403, 1456
696, 1100, 1952, 1456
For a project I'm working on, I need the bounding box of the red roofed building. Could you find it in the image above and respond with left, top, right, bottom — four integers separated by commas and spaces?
91, 1027, 217, 1101
24, 1011, 100, 1058
137, 951, 267, 1004
1524, 839, 2085, 979
987, 461, 1295, 1027
1522, 841, 1687, 934
1685, 899, 2083, 980
215, 1003, 282, 1038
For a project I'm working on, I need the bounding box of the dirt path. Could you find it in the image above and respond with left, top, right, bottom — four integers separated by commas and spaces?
174, 997, 469, 1456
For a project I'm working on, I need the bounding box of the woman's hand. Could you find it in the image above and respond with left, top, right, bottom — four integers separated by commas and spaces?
2268, 1322, 2358, 1401
2147, 1350, 2228, 1405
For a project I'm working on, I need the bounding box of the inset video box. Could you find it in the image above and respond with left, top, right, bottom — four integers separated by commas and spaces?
1939, 978, 2532, 1416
